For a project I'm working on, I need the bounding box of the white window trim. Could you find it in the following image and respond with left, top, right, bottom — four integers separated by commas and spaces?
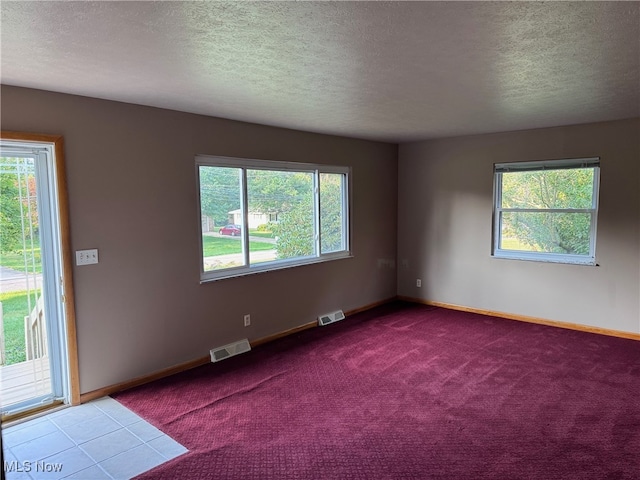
492, 157, 600, 266
0, 140, 71, 412
196, 155, 352, 282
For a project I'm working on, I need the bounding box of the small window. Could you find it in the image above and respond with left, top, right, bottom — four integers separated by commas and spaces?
492, 158, 600, 265
196, 155, 351, 281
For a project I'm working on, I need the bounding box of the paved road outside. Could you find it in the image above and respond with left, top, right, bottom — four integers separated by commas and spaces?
203, 231, 277, 244
0, 266, 42, 293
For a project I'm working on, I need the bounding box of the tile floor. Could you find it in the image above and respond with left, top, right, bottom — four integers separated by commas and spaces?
2, 397, 187, 479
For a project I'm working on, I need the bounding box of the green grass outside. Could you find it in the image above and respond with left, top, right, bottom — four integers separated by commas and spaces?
202, 236, 274, 257
501, 237, 538, 252
0, 247, 42, 274
248, 229, 275, 239
0, 290, 35, 365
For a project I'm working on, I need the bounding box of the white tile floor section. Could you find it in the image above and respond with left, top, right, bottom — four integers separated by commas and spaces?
2, 397, 188, 479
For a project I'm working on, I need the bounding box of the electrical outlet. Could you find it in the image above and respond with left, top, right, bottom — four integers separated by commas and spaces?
416, 279, 422, 287
76, 249, 99, 266
244, 314, 251, 327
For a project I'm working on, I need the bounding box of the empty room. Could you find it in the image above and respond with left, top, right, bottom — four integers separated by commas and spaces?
0, 1, 639, 479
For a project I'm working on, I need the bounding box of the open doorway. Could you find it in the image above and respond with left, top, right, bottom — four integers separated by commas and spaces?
0, 132, 78, 421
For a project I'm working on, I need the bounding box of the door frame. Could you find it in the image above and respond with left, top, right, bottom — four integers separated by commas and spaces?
1, 130, 80, 409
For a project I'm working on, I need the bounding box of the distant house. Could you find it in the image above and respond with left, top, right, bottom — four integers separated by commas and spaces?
228, 209, 278, 229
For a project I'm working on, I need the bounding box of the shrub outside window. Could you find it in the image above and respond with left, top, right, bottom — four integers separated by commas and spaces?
492, 158, 600, 265
196, 155, 351, 281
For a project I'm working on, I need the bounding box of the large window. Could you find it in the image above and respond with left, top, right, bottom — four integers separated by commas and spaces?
492, 157, 600, 265
196, 155, 351, 281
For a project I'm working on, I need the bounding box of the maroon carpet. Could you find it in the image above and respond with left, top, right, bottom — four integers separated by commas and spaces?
113, 302, 640, 479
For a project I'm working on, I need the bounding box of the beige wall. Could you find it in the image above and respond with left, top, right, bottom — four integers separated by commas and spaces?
3, 84, 637, 395
398, 118, 640, 334
1, 85, 399, 393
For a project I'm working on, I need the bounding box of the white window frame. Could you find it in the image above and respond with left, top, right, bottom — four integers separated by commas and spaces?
0, 140, 71, 414
492, 157, 600, 265
196, 155, 352, 282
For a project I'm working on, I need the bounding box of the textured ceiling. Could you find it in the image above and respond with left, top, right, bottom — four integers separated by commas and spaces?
1, 1, 639, 143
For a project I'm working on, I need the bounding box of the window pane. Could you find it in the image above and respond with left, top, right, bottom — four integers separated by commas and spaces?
320, 173, 345, 254
500, 212, 591, 255
199, 166, 245, 271
502, 168, 594, 209
247, 169, 314, 263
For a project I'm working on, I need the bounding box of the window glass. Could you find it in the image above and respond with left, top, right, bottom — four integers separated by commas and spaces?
247, 169, 315, 264
320, 173, 346, 254
197, 156, 351, 281
493, 159, 599, 265
198, 166, 244, 271
501, 169, 595, 210
499, 212, 592, 255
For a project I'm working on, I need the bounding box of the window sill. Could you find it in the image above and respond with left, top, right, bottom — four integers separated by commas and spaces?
492, 252, 597, 266
200, 251, 353, 283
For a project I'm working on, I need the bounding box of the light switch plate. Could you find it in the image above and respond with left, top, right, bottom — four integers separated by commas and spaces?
76, 249, 99, 266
